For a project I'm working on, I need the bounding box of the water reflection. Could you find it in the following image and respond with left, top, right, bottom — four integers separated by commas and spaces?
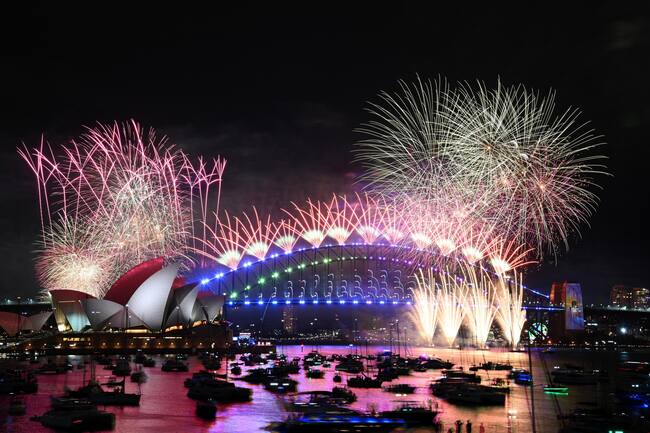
3, 345, 640, 433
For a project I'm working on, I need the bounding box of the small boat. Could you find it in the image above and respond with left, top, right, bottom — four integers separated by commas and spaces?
65, 380, 141, 406
241, 368, 271, 384
134, 352, 147, 364
161, 359, 189, 372
446, 384, 506, 405
9, 397, 26, 416
273, 414, 405, 432
230, 365, 242, 375
185, 371, 223, 388
264, 377, 298, 393
32, 399, 115, 431
384, 383, 416, 394
418, 357, 454, 370
335, 358, 364, 373
188, 381, 252, 402
303, 351, 326, 367
196, 400, 217, 420
489, 378, 511, 393
442, 369, 481, 383
508, 368, 529, 379
380, 401, 439, 426
305, 369, 324, 379
142, 358, 156, 367
332, 374, 342, 383
347, 375, 383, 388
551, 368, 607, 385
331, 386, 357, 403
514, 373, 533, 386
469, 361, 513, 371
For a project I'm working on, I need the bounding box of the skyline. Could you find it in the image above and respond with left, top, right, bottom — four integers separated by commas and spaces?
1, 4, 649, 302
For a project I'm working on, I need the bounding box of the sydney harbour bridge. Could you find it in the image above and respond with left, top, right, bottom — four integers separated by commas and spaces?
196, 241, 554, 310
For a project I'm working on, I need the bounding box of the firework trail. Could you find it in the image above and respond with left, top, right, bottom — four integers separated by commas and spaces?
494, 272, 527, 348
409, 269, 439, 345
463, 265, 498, 348
436, 270, 468, 347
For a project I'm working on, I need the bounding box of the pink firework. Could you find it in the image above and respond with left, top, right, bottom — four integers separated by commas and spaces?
236, 207, 275, 260
19, 120, 226, 296
283, 198, 331, 248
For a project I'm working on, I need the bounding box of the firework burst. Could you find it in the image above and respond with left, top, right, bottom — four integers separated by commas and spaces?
20, 120, 225, 297
354, 77, 607, 259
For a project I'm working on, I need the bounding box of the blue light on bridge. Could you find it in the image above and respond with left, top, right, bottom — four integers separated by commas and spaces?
299, 299, 306, 305
271, 300, 278, 305
200, 278, 210, 285
257, 300, 264, 305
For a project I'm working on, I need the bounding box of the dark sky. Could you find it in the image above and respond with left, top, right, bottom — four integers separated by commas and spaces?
1, 3, 648, 303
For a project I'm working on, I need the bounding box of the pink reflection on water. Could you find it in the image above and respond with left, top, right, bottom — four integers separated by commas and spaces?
2, 345, 601, 433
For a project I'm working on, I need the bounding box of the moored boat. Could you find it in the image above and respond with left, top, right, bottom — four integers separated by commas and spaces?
161, 359, 189, 372
380, 401, 439, 425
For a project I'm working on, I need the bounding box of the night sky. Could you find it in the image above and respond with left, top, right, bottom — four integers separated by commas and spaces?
1, 4, 648, 303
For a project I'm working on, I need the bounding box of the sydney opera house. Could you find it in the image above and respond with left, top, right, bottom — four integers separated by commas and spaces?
1, 259, 229, 353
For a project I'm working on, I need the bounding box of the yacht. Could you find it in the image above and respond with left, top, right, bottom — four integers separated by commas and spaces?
274, 414, 405, 432
347, 375, 383, 388
384, 383, 416, 394
188, 379, 252, 402
264, 377, 298, 393
305, 368, 324, 379
64, 379, 141, 406
32, 398, 115, 431
161, 359, 189, 372
380, 401, 439, 425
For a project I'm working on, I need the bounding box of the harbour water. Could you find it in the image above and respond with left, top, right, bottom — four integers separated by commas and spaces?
1, 345, 645, 433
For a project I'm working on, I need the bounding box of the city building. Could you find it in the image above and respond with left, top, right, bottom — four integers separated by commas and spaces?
611, 285, 633, 308
632, 287, 649, 309
610, 285, 649, 309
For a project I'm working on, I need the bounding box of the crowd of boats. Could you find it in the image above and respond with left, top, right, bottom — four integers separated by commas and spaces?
3, 349, 650, 432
